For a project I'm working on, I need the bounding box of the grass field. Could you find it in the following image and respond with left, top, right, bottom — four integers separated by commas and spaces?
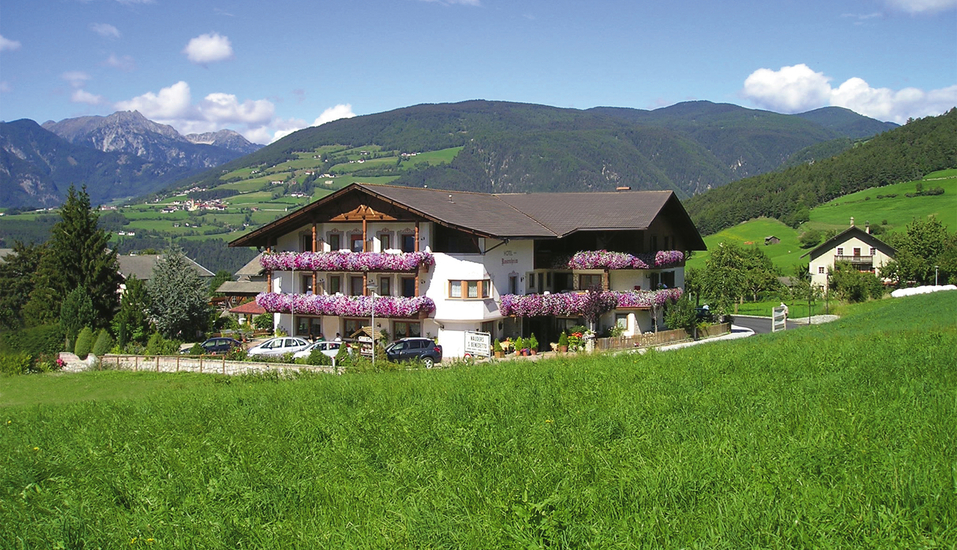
687, 170, 957, 273
2, 292, 955, 548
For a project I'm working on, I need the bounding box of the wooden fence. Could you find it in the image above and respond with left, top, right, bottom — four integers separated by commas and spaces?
98, 354, 336, 376
594, 323, 731, 352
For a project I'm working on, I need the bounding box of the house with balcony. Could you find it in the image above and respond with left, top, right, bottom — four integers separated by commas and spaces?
803, 219, 896, 288
228, 183, 706, 357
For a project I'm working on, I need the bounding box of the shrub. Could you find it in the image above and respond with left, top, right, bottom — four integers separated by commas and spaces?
334, 343, 352, 366
665, 295, 699, 334
558, 332, 569, 347
254, 313, 273, 331
0, 324, 64, 358
189, 343, 205, 355
74, 327, 94, 360
301, 349, 332, 366
92, 329, 113, 357
528, 333, 539, 352
0, 351, 35, 376
145, 333, 179, 356
493, 339, 503, 353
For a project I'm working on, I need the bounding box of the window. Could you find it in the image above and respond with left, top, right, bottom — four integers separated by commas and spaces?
509, 275, 518, 295
351, 234, 364, 253
527, 272, 536, 290
344, 318, 362, 336
350, 276, 364, 296
662, 271, 675, 288
393, 321, 421, 339
401, 277, 416, 297
870, 247, 876, 256
538, 272, 545, 292
401, 233, 415, 253
579, 274, 603, 290
380, 233, 391, 251
296, 316, 321, 337
818, 266, 825, 274
853, 248, 861, 257
329, 275, 341, 295
615, 314, 628, 329
650, 235, 658, 251
449, 279, 491, 299
300, 274, 314, 295
300, 234, 313, 252
379, 277, 391, 297
837, 247, 844, 256
328, 233, 341, 251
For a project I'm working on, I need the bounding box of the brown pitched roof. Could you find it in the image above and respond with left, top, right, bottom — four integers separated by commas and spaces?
230, 183, 706, 249
229, 300, 267, 315
800, 226, 896, 260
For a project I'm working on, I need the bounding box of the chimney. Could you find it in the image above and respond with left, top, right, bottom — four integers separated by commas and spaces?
850, 216, 855, 227
865, 221, 870, 234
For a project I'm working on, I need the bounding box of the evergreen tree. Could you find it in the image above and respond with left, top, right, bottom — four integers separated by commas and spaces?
112, 275, 152, 346
148, 246, 212, 340
24, 186, 122, 328
0, 242, 46, 329
59, 288, 96, 346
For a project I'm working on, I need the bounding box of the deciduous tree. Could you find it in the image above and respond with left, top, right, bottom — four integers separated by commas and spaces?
147, 246, 212, 340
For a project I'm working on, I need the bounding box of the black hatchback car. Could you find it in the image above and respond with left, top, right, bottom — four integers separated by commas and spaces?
384, 337, 443, 368
199, 337, 243, 355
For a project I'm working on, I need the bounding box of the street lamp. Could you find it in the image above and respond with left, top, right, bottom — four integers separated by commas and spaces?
935, 265, 939, 286
367, 280, 377, 370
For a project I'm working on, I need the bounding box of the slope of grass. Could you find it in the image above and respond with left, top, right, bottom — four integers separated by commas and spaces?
686, 217, 804, 271
2, 292, 955, 548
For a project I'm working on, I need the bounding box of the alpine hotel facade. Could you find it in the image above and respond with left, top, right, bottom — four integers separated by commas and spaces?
229, 183, 707, 358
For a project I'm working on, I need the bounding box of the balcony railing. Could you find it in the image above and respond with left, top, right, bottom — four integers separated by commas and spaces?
499, 288, 682, 318
835, 255, 873, 264
562, 250, 685, 270
256, 292, 435, 318
260, 251, 434, 272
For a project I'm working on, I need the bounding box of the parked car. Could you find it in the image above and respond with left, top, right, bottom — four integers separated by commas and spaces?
198, 337, 243, 355
384, 337, 442, 368
246, 337, 310, 358
292, 340, 351, 360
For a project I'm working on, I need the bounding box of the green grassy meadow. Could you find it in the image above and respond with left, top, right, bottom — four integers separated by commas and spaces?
687, 170, 957, 272
2, 292, 955, 548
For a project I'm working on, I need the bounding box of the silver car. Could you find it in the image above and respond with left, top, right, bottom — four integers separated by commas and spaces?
292, 340, 350, 360
246, 337, 310, 358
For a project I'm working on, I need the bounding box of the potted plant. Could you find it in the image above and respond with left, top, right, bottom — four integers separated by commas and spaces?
528, 333, 539, 355
493, 339, 504, 359
558, 332, 569, 353
514, 336, 525, 356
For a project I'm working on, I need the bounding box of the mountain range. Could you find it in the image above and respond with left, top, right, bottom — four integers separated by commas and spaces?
1, 111, 260, 208
1, 101, 897, 209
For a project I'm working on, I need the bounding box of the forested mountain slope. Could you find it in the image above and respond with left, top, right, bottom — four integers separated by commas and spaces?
684, 108, 957, 235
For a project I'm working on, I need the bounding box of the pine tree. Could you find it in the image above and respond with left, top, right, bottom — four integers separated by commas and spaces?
24, 186, 122, 328
59, 287, 96, 345
148, 246, 212, 340
112, 275, 152, 346
0, 241, 46, 329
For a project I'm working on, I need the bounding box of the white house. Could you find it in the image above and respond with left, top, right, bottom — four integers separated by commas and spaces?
803, 220, 897, 288
228, 183, 706, 357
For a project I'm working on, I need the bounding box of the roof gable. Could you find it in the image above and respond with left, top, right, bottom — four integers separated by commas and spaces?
801, 226, 896, 260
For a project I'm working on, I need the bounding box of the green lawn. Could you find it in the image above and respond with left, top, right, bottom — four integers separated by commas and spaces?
2, 293, 955, 547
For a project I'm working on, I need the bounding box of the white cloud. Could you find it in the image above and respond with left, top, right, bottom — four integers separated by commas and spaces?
62, 71, 92, 88
742, 64, 832, 113
885, 0, 957, 13
90, 23, 121, 39
104, 53, 136, 71
200, 92, 274, 125
0, 34, 22, 52
742, 64, 957, 123
72, 89, 106, 105
115, 81, 194, 119
182, 32, 234, 64
313, 104, 356, 126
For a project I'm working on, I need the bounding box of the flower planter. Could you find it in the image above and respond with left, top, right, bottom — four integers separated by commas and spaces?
558, 345, 568, 353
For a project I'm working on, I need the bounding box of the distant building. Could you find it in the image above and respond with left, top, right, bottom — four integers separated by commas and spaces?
764, 235, 780, 245
803, 219, 896, 288
117, 254, 214, 290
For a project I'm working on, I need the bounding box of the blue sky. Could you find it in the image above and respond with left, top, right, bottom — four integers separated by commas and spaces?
2, 0, 955, 144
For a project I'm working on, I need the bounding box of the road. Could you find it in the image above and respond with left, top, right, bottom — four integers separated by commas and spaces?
732, 315, 804, 335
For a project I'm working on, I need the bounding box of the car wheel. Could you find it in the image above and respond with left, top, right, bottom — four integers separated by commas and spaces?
422, 356, 434, 369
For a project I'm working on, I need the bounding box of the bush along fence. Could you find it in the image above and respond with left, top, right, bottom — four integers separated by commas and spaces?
594, 322, 731, 351
66, 354, 337, 376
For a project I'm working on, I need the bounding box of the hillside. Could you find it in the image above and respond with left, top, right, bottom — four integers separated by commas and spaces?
684, 108, 957, 235
175, 100, 894, 201
685, 169, 957, 273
